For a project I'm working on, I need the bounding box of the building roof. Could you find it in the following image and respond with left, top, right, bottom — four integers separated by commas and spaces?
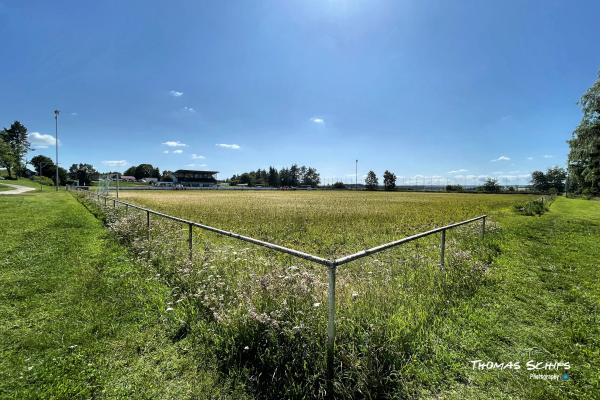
174, 169, 218, 174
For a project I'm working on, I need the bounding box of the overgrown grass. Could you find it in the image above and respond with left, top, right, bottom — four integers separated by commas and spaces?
118, 191, 534, 257
75, 191, 506, 398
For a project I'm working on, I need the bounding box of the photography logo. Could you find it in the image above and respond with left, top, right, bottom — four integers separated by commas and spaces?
469, 359, 572, 382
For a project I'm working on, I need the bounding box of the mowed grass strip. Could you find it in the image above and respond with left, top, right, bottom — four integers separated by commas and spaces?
0, 192, 244, 399
403, 197, 600, 399
119, 191, 535, 257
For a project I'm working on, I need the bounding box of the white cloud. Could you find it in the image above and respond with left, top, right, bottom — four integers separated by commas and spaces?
169, 90, 183, 97
162, 140, 187, 147
70, 112, 78, 116
527, 156, 533, 160
29, 132, 56, 148
543, 154, 553, 159
448, 169, 468, 174
172, 149, 183, 154
191, 154, 205, 159
182, 106, 196, 113
216, 143, 241, 150
186, 163, 207, 168
310, 117, 325, 124
102, 160, 127, 167
163, 150, 169, 154
491, 155, 511, 162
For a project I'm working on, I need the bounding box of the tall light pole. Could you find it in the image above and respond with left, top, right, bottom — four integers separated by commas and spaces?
355, 159, 358, 190
54, 110, 60, 190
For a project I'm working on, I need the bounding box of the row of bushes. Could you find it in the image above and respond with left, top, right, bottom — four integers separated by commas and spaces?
513, 196, 555, 216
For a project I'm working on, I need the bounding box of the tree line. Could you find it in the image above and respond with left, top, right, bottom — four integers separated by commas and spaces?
228, 165, 321, 187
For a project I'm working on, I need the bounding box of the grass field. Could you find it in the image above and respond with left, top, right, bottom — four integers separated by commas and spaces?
0, 191, 244, 399
118, 191, 536, 257
0, 183, 12, 191
2, 190, 598, 398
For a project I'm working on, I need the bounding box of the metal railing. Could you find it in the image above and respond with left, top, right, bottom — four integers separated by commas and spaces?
73, 188, 487, 393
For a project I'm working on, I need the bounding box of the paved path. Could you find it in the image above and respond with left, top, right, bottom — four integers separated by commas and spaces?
0, 183, 36, 195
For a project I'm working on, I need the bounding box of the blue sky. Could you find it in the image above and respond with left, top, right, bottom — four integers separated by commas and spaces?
2, 0, 600, 185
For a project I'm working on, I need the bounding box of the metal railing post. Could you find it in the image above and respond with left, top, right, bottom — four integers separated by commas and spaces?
188, 223, 193, 261
481, 216, 486, 239
440, 229, 446, 269
125, 204, 128, 214
147, 211, 151, 240
113, 199, 116, 207
104, 197, 107, 206
326, 261, 337, 397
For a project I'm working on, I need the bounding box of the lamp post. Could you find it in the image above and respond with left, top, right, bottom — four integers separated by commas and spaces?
355, 159, 358, 190
54, 110, 60, 190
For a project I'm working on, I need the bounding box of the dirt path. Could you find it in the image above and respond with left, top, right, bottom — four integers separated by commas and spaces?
0, 183, 36, 195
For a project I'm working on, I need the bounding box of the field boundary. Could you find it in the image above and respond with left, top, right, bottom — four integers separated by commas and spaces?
73, 187, 487, 393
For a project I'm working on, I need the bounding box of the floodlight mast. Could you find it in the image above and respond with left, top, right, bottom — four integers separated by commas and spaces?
54, 110, 60, 191
355, 159, 358, 190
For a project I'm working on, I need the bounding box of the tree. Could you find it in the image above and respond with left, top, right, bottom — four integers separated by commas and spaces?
124, 166, 137, 176
365, 170, 378, 190
30, 155, 55, 177
531, 167, 566, 193
568, 71, 600, 194
302, 167, 321, 187
546, 166, 567, 193
161, 170, 174, 182
481, 178, 501, 193
531, 170, 549, 192
289, 164, 300, 187
332, 181, 346, 189
134, 163, 156, 180
0, 138, 17, 178
68, 163, 99, 186
267, 167, 280, 187
383, 170, 396, 191
279, 167, 292, 187
0, 121, 30, 177
47, 165, 68, 185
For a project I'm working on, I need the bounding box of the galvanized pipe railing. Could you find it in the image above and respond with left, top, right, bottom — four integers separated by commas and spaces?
73, 187, 487, 397
334, 215, 486, 266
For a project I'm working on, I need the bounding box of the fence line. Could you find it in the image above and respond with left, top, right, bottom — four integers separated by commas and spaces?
73, 187, 487, 395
